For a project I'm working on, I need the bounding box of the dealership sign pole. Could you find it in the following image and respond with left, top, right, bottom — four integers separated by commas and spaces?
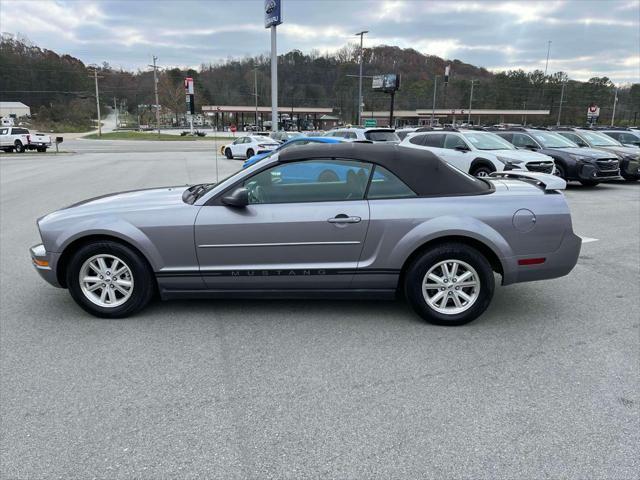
265, 0, 282, 132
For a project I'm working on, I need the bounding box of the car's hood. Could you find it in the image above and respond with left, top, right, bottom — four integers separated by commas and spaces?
55, 186, 188, 215
593, 145, 640, 157
485, 149, 553, 162
545, 146, 614, 158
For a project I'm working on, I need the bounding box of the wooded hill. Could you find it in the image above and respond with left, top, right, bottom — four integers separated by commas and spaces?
1, 35, 638, 129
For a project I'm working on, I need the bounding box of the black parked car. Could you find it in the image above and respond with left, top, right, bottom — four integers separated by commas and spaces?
550, 127, 640, 181
493, 128, 620, 186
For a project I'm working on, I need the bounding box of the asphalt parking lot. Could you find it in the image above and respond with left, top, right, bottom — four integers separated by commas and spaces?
1, 140, 638, 479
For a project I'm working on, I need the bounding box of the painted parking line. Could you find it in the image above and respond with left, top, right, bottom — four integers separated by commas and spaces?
579, 236, 599, 244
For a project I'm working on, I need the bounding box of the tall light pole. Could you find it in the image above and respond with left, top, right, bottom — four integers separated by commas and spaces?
355, 30, 368, 126
431, 75, 438, 126
557, 80, 566, 126
544, 40, 552, 77
611, 88, 619, 126
467, 80, 476, 124
270, 26, 278, 132
148, 55, 160, 137
253, 67, 259, 129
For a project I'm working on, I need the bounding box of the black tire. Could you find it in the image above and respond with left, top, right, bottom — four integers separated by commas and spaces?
246, 148, 255, 158
14, 141, 24, 153
66, 241, 155, 318
554, 163, 566, 180
224, 148, 233, 159
404, 243, 495, 326
579, 179, 600, 187
471, 165, 494, 177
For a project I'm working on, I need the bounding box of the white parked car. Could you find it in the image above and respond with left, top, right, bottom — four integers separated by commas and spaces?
401, 129, 556, 177
222, 136, 280, 159
324, 127, 400, 143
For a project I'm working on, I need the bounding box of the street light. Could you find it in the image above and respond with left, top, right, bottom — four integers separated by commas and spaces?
355, 30, 368, 126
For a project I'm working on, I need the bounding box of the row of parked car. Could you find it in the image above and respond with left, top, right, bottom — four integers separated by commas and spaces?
221, 126, 640, 185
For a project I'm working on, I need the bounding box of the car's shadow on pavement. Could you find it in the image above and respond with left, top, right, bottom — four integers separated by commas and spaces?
565, 180, 638, 191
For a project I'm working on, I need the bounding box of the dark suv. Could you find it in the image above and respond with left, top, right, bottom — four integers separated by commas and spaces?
493, 128, 621, 186
550, 127, 639, 181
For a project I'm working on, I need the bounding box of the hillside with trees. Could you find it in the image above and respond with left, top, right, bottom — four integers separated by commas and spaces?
1, 35, 638, 130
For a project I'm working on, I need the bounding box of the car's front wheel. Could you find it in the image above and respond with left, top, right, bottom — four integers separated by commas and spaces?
66, 241, 155, 318
404, 243, 495, 325
471, 165, 494, 177
224, 148, 233, 159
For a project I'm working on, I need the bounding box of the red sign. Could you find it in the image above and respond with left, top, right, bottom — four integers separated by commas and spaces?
230, 125, 237, 133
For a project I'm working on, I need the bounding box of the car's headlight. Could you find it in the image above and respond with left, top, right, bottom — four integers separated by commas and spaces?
496, 156, 524, 165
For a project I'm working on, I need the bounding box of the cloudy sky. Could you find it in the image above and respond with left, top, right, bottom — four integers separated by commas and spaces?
1, 0, 638, 83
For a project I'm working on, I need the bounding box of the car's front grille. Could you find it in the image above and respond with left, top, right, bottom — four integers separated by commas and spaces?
596, 159, 619, 171
526, 162, 554, 174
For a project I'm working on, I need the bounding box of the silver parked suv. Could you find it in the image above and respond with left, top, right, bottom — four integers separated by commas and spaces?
324, 127, 400, 143
401, 128, 556, 177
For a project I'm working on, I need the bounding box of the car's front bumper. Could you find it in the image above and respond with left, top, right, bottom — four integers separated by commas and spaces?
620, 157, 640, 179
30, 244, 62, 287
578, 160, 621, 181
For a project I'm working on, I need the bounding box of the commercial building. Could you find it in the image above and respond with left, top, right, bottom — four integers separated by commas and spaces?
362, 108, 551, 127
0, 101, 31, 118
202, 105, 333, 130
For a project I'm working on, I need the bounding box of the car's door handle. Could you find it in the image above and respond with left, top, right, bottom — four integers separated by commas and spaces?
327, 214, 361, 224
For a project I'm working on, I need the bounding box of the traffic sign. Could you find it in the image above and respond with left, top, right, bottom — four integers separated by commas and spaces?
364, 118, 377, 127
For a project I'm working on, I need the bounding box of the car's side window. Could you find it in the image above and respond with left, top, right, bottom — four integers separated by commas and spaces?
443, 134, 468, 150
233, 138, 242, 144
367, 165, 417, 200
243, 159, 372, 204
422, 134, 445, 148
0, 128, 7, 135
560, 132, 586, 147
512, 133, 538, 148
347, 132, 357, 139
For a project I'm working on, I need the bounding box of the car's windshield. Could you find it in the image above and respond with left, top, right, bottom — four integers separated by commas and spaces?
462, 132, 515, 150
365, 130, 400, 142
531, 131, 577, 148
578, 130, 622, 146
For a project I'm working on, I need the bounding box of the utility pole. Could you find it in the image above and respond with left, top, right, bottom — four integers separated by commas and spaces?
467, 80, 476, 124
611, 88, 618, 126
113, 96, 118, 129
556, 80, 566, 126
253, 67, 259, 129
88, 67, 102, 137
522, 101, 527, 125
149, 55, 160, 137
355, 30, 368, 126
544, 40, 552, 77
431, 75, 438, 126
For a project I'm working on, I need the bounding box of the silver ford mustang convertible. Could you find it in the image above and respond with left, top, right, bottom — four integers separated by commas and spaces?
31, 143, 581, 325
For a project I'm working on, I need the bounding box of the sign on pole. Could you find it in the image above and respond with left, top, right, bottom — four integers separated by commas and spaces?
587, 104, 600, 125
264, 0, 282, 27
364, 118, 377, 127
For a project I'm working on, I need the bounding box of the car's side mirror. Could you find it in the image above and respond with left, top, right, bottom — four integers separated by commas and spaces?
525, 144, 538, 150
454, 145, 470, 152
221, 187, 249, 207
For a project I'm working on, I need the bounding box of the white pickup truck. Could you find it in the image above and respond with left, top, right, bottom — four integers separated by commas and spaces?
0, 127, 52, 153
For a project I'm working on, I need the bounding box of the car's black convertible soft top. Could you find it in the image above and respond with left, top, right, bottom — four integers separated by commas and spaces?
277, 143, 491, 197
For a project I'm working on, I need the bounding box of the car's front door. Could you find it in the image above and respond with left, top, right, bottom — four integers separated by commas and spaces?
194, 159, 372, 289
230, 137, 246, 156
441, 133, 472, 171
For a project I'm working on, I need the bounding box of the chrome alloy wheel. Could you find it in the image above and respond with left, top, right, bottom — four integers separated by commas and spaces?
422, 259, 480, 315
79, 254, 134, 308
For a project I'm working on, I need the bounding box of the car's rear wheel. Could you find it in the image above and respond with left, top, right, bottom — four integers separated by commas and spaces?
246, 148, 255, 158
404, 243, 495, 326
224, 148, 233, 159
66, 241, 155, 318
14, 141, 24, 153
